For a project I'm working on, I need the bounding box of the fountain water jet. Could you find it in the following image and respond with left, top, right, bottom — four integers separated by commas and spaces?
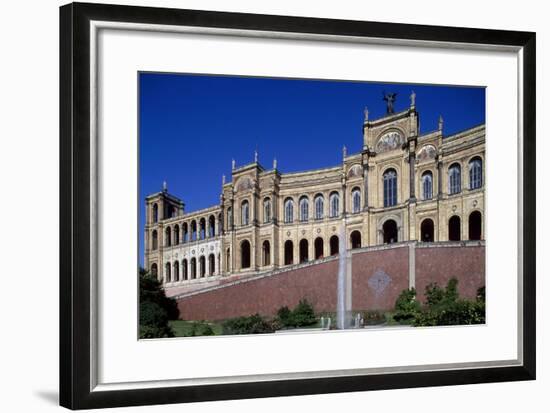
336, 222, 350, 329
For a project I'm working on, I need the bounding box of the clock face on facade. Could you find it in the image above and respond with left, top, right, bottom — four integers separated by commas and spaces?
376, 131, 403, 152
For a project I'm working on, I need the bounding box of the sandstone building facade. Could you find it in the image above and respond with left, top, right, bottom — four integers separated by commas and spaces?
144, 97, 485, 293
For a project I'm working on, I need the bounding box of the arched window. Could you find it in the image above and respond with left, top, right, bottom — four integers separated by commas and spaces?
329, 235, 339, 255
208, 215, 216, 237
299, 196, 309, 222
299, 239, 309, 263
151, 230, 158, 250
182, 259, 188, 280
199, 218, 206, 239
226, 248, 231, 273
449, 215, 461, 241
284, 198, 294, 223
173, 225, 180, 245
241, 240, 251, 269
182, 223, 188, 243
165, 227, 172, 247
165, 262, 171, 283
208, 254, 215, 275
314, 194, 324, 220
421, 219, 434, 242
469, 157, 483, 190
173, 261, 179, 282
199, 256, 206, 277
469, 211, 482, 240
448, 163, 462, 195
227, 207, 233, 229
350, 230, 361, 249
241, 200, 250, 226
150, 263, 158, 278
351, 188, 361, 213
190, 220, 197, 241
329, 192, 340, 218
284, 240, 294, 265
314, 237, 324, 259
152, 203, 158, 223
383, 169, 397, 207
383, 219, 398, 244
262, 240, 271, 266
422, 171, 433, 200
190, 257, 197, 279
263, 198, 272, 223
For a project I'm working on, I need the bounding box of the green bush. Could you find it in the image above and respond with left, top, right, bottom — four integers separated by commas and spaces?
187, 321, 214, 337
413, 279, 486, 327
362, 310, 386, 325
139, 268, 179, 338
139, 301, 175, 338
393, 288, 421, 323
222, 314, 276, 335
276, 299, 317, 328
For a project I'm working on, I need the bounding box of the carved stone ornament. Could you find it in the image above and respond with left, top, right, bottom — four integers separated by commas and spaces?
316, 228, 321, 234
347, 164, 363, 178
368, 269, 392, 295
286, 231, 291, 237
376, 131, 404, 153
236, 176, 253, 192
417, 144, 437, 162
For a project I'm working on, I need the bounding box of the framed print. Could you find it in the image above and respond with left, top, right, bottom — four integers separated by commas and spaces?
59, 2, 536, 410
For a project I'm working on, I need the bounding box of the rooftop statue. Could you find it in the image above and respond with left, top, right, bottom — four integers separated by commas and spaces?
383, 91, 397, 114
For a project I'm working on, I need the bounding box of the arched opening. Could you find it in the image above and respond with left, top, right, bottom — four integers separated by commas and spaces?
190, 258, 197, 279
182, 259, 188, 280
284, 240, 294, 265
241, 200, 250, 226
350, 230, 361, 249
262, 240, 271, 266
263, 198, 272, 223
182, 223, 188, 243
199, 218, 206, 240
314, 194, 324, 220
420, 219, 435, 242
329, 192, 340, 218
190, 220, 197, 241
208, 215, 216, 237
284, 198, 294, 223
314, 237, 324, 259
165, 262, 171, 283
448, 163, 462, 195
422, 171, 433, 200
469, 211, 482, 240
208, 254, 215, 275
173, 261, 179, 282
299, 196, 309, 222
469, 157, 483, 189
241, 240, 251, 269
199, 256, 206, 277
151, 230, 158, 250
329, 235, 339, 256
165, 226, 172, 247
351, 187, 361, 214
150, 263, 158, 278
152, 203, 158, 223
449, 215, 461, 241
383, 169, 397, 207
299, 239, 309, 263
383, 219, 398, 244
226, 248, 231, 273
173, 225, 180, 245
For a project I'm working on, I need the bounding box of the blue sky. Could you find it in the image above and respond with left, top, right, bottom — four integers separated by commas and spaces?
139, 73, 485, 264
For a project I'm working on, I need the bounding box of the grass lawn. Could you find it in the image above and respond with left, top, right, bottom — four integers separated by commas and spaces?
169, 320, 223, 337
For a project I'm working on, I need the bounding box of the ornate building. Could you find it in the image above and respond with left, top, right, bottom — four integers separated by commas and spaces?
144, 95, 485, 292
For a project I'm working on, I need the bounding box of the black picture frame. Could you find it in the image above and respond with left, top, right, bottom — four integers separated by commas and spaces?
60, 2, 536, 410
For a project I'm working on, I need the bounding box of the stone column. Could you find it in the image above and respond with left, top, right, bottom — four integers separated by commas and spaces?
363, 164, 369, 210
437, 158, 443, 198
409, 152, 416, 201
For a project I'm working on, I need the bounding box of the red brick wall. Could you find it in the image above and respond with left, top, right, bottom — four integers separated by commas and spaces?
415, 244, 485, 302
176, 243, 485, 321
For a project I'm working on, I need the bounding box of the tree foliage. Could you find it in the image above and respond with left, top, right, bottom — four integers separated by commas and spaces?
139, 268, 179, 338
